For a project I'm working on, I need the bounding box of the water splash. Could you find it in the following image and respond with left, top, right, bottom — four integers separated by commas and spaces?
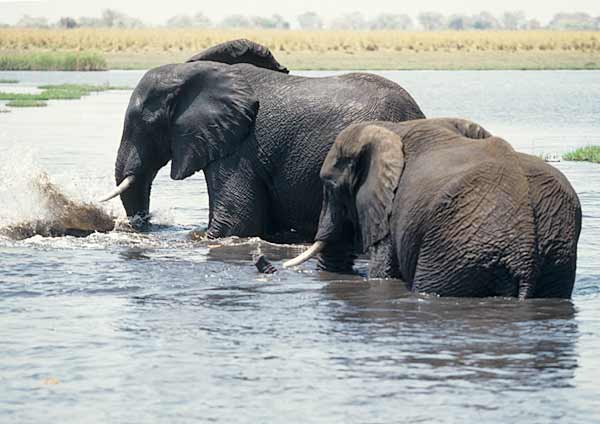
0, 150, 116, 240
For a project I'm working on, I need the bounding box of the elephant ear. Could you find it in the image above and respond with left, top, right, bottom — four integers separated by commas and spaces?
353, 125, 405, 251
187, 39, 289, 74
169, 62, 259, 180
429, 118, 492, 140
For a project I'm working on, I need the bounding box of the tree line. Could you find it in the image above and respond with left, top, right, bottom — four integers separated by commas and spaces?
5, 10, 600, 31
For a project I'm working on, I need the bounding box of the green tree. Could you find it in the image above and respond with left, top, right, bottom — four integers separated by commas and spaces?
16, 15, 49, 28
220, 14, 251, 28
501, 11, 527, 30
370, 13, 414, 30
330, 12, 368, 30
417, 12, 445, 30
297, 11, 323, 30
548, 12, 599, 30
471, 12, 499, 30
166, 12, 211, 28
57, 17, 78, 29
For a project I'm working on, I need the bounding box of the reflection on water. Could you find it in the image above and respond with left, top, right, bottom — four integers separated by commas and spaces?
324, 280, 578, 391
1, 70, 600, 423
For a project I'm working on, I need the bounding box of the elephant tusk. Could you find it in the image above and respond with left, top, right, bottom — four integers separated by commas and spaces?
99, 176, 136, 202
283, 241, 325, 268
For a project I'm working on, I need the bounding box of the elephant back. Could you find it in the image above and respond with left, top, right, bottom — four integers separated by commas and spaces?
187, 39, 289, 74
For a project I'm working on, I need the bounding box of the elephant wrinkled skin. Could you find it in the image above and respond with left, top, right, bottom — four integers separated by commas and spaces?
110, 39, 425, 242
287, 118, 582, 299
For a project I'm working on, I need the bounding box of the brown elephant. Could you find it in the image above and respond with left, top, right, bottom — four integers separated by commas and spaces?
285, 118, 582, 299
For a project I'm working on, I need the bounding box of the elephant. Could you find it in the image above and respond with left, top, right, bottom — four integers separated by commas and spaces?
284, 118, 582, 299
101, 39, 425, 243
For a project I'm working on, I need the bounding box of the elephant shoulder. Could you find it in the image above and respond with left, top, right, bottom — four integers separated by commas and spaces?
338, 72, 404, 89
187, 39, 289, 74
338, 72, 425, 120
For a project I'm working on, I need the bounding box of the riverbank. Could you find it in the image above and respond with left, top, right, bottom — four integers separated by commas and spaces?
1, 29, 599, 70
103, 49, 600, 70
1, 49, 598, 71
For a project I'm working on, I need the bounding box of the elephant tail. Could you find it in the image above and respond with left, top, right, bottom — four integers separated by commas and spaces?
187, 39, 289, 74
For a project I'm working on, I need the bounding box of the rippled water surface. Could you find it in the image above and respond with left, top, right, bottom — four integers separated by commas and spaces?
1, 70, 600, 423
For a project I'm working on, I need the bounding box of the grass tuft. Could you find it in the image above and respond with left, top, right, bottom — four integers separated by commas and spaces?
563, 146, 600, 164
37, 83, 129, 91
0, 51, 106, 71
0, 84, 130, 102
0, 79, 18, 83
6, 99, 47, 107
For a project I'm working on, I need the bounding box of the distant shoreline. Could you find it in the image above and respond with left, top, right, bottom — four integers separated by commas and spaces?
0, 29, 599, 71
104, 50, 600, 71
1, 50, 599, 71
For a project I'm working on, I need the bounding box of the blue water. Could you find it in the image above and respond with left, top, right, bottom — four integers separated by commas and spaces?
1, 70, 599, 423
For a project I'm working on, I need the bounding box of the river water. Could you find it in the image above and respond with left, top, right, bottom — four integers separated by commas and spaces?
1, 70, 599, 423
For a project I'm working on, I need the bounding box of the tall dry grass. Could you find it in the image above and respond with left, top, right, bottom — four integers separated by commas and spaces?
0, 51, 106, 70
1, 28, 599, 54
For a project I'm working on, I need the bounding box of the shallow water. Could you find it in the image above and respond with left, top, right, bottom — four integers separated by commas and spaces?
1, 70, 599, 423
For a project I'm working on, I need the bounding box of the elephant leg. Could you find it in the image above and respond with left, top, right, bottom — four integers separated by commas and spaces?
410, 237, 522, 298
412, 258, 500, 297
207, 182, 268, 238
204, 157, 269, 239
532, 257, 577, 299
368, 236, 400, 279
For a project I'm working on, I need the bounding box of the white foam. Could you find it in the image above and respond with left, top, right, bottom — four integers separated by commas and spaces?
0, 147, 116, 234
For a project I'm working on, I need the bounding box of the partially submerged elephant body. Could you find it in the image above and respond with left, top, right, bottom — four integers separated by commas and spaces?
108, 39, 425, 242
287, 118, 582, 299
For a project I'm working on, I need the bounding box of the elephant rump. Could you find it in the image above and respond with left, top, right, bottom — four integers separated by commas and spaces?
411, 152, 540, 298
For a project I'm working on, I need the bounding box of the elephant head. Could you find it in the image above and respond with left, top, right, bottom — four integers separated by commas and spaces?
284, 124, 406, 267
102, 39, 290, 225
101, 61, 259, 224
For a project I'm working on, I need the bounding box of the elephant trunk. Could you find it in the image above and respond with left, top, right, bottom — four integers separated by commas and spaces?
283, 187, 358, 272
112, 144, 156, 228
314, 187, 349, 243
118, 173, 153, 227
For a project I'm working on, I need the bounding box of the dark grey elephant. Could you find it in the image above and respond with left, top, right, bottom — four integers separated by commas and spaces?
285, 118, 582, 299
102, 39, 425, 242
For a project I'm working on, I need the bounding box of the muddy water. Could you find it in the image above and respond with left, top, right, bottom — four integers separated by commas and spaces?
0, 172, 115, 239
1, 70, 599, 423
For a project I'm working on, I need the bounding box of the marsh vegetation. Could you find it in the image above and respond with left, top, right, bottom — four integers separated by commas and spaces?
563, 146, 600, 163
0, 51, 106, 71
0, 29, 599, 70
0, 83, 130, 107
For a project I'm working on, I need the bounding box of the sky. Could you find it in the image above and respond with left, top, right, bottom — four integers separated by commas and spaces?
0, 0, 599, 26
